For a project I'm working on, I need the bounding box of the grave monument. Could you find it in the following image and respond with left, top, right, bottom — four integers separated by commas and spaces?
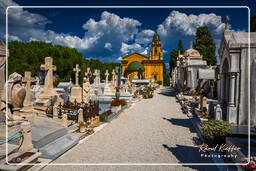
70, 64, 82, 103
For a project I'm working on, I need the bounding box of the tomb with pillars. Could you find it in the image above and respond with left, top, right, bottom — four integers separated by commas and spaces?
218, 28, 256, 126
70, 64, 82, 103
176, 41, 207, 92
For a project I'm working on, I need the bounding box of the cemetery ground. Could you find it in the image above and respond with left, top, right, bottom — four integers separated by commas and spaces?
43, 87, 219, 171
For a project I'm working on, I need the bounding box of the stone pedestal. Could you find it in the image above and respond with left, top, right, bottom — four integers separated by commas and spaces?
78, 108, 84, 123
61, 114, 68, 127
103, 83, 115, 96
228, 106, 237, 124
70, 86, 82, 103
19, 121, 33, 153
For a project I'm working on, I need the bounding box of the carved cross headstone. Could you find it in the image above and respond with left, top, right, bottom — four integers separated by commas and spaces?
73, 64, 80, 86
105, 70, 109, 84
93, 69, 100, 85
84, 67, 90, 79
22, 72, 36, 108
40, 57, 56, 93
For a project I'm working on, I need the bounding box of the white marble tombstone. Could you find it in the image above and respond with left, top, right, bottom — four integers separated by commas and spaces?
70, 64, 82, 103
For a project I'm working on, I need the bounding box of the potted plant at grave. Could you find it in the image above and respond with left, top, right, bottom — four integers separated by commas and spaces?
79, 121, 89, 133
111, 99, 122, 113
201, 120, 231, 146
100, 110, 112, 121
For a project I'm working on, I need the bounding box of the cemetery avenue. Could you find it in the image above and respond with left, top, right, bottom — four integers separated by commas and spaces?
44, 87, 218, 171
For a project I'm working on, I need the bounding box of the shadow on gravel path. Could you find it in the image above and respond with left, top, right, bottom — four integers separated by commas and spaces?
163, 117, 197, 133
162, 144, 218, 171
158, 87, 177, 97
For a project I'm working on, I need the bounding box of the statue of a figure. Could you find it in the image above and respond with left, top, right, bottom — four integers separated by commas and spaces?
1, 72, 26, 122
225, 16, 230, 30
83, 77, 91, 103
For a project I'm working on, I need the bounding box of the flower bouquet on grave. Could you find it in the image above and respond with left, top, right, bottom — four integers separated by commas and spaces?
241, 157, 256, 171
111, 99, 121, 106
200, 107, 209, 119
79, 121, 89, 133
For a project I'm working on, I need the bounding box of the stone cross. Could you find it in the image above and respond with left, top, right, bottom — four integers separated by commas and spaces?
73, 64, 80, 86
105, 70, 109, 84
85, 67, 90, 79
93, 69, 100, 85
40, 57, 56, 93
22, 72, 36, 108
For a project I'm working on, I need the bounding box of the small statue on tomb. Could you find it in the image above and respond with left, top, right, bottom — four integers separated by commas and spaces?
1, 72, 26, 123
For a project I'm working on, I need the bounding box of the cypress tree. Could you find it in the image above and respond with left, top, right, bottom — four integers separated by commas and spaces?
195, 26, 216, 65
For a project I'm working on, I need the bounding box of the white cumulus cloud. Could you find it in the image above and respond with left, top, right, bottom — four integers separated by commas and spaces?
104, 42, 112, 50
0, 2, 230, 62
157, 10, 225, 37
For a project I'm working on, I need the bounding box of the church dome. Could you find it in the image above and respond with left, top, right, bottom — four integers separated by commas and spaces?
184, 48, 201, 57
126, 61, 144, 71
152, 33, 160, 41
184, 40, 202, 59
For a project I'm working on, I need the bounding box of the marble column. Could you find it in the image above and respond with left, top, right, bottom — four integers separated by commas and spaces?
228, 72, 236, 107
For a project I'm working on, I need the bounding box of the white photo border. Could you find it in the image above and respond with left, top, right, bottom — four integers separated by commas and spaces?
5, 6, 251, 166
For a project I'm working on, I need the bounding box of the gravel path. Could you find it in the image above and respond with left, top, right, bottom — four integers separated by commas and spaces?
43, 87, 217, 171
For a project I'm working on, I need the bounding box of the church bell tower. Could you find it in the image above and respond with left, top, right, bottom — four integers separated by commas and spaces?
150, 33, 163, 60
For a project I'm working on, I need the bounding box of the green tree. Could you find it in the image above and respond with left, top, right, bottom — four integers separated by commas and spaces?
169, 40, 184, 75
195, 26, 216, 65
178, 40, 185, 54
169, 49, 178, 74
8, 41, 119, 85
251, 15, 256, 32
163, 63, 170, 86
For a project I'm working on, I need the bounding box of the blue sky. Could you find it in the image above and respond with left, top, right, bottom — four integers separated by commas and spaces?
0, 0, 251, 68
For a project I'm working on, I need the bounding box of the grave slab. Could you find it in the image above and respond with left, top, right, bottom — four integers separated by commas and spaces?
31, 117, 68, 149
39, 133, 78, 159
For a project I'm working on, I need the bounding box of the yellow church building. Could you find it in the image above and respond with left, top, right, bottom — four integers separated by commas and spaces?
121, 33, 164, 84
